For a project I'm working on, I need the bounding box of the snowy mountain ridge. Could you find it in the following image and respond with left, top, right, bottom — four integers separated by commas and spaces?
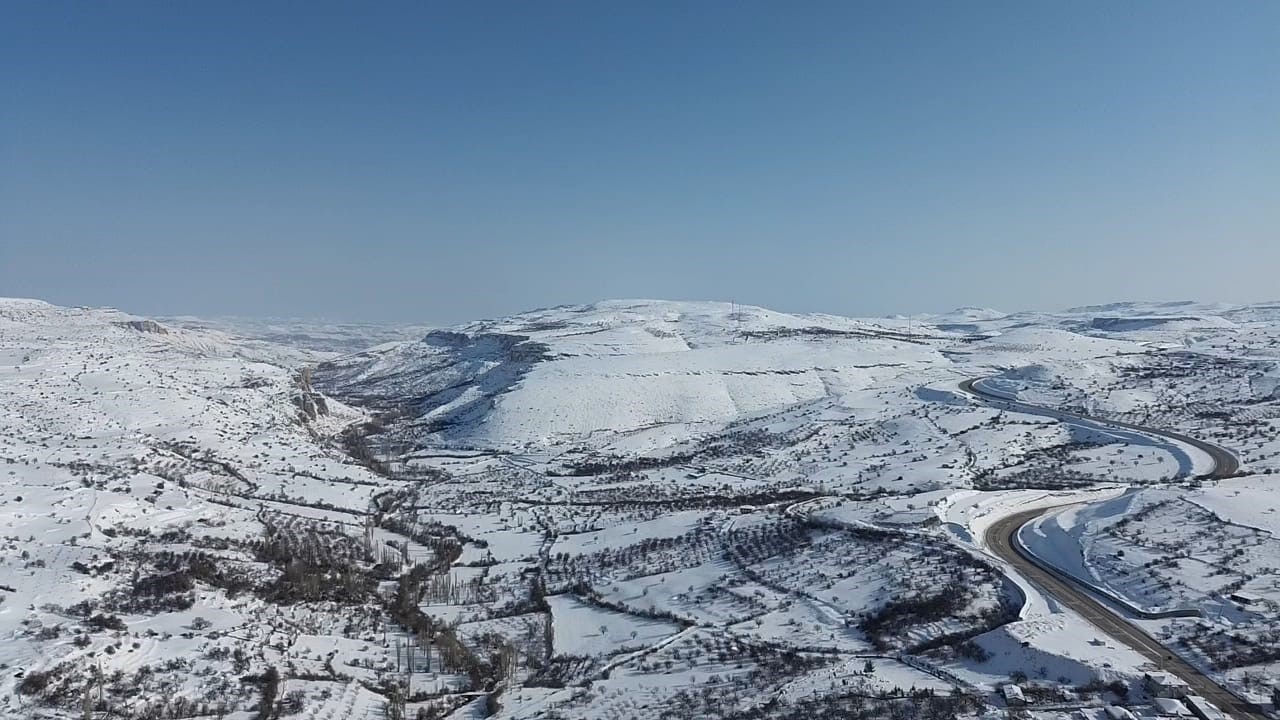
312, 299, 952, 450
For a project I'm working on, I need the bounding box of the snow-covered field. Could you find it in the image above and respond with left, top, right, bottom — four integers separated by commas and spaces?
5, 296, 1280, 719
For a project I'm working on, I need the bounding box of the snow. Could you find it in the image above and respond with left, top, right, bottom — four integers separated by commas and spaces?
551, 512, 707, 556
315, 299, 942, 450
1184, 475, 1280, 537
545, 594, 681, 656
7, 295, 1280, 719
940, 614, 1152, 689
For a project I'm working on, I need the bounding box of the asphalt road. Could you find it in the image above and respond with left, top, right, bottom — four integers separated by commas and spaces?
957, 378, 1239, 479
959, 378, 1266, 720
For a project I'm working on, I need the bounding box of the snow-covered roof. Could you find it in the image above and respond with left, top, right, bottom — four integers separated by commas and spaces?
1152, 697, 1191, 716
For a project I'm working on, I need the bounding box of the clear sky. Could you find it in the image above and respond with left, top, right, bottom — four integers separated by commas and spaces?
2, 2, 1277, 323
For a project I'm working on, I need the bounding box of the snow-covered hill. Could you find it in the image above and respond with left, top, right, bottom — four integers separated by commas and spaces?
0, 298, 399, 718
7, 295, 1280, 720
313, 300, 950, 450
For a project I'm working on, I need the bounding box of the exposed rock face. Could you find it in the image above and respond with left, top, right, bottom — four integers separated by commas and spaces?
293, 391, 329, 421
293, 367, 330, 422
310, 330, 551, 433
114, 319, 170, 334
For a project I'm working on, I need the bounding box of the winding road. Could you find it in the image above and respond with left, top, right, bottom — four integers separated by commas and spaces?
958, 378, 1238, 479
958, 378, 1266, 720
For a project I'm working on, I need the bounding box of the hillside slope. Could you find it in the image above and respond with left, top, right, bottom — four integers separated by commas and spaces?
312, 300, 950, 449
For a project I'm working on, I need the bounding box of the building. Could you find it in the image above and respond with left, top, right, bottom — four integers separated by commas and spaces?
1104, 705, 1138, 720
1183, 695, 1229, 720
1001, 683, 1027, 706
1152, 697, 1192, 717
1229, 590, 1262, 606
1145, 671, 1191, 699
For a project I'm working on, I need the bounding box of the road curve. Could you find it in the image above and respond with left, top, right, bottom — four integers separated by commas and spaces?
959, 378, 1265, 720
958, 378, 1238, 479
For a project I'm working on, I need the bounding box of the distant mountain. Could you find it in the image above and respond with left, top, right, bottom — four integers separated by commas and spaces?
925, 306, 1008, 323
161, 315, 432, 357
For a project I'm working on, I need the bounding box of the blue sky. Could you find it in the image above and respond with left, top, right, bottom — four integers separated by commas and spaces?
2, 2, 1276, 323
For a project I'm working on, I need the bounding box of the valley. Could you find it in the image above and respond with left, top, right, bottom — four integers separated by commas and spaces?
3, 298, 1280, 720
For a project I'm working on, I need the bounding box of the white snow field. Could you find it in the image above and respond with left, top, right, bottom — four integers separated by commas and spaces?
4, 296, 1280, 719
